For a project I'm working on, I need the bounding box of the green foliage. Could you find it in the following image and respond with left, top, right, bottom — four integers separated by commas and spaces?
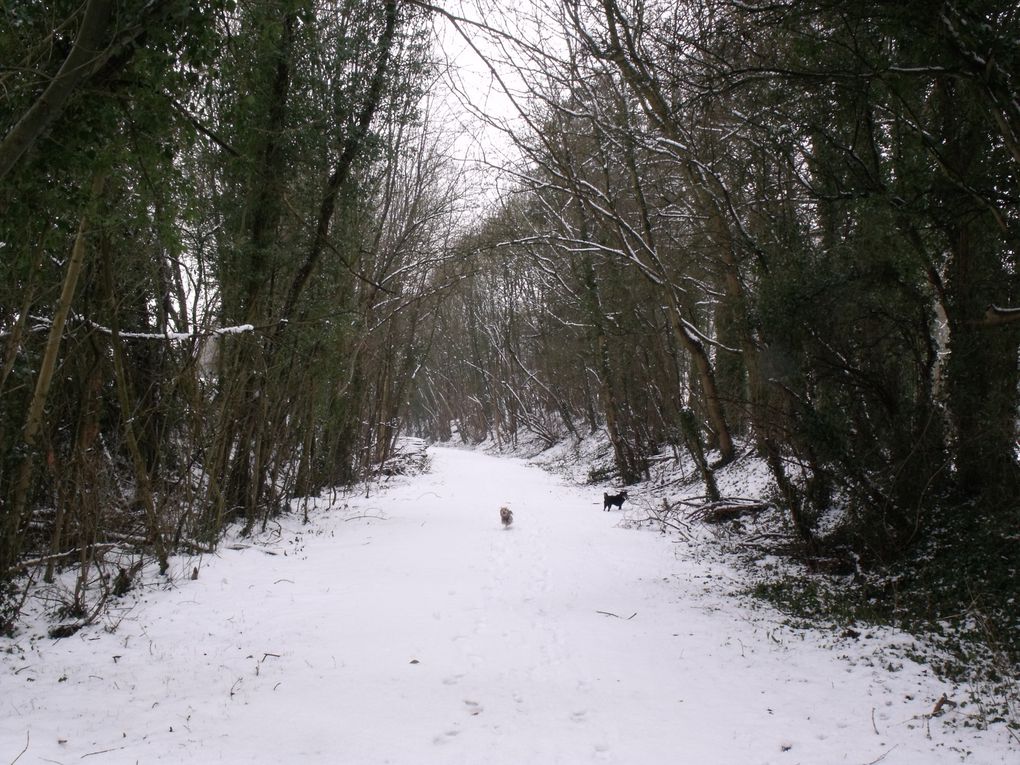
749, 501, 1020, 717
755, 209, 948, 556
0, 0, 444, 620
736, 0, 1018, 560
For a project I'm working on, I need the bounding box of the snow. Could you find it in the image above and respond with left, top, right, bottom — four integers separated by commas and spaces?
2, 445, 1016, 764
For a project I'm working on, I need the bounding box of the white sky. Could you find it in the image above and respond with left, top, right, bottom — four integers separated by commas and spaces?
427, 0, 548, 215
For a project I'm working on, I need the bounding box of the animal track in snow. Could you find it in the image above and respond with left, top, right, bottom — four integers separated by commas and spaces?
432, 729, 461, 745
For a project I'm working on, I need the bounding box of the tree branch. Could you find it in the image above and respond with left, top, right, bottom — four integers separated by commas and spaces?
0, 0, 114, 180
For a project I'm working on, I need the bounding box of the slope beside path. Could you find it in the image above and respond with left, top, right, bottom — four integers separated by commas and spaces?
1, 446, 1013, 763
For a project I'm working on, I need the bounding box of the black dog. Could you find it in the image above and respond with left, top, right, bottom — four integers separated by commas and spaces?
603, 491, 627, 512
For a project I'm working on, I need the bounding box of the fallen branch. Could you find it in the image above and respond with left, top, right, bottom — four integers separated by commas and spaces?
696, 500, 769, 524
863, 745, 897, 765
6, 544, 119, 577
596, 610, 637, 620
631, 510, 692, 538
81, 746, 127, 759
637, 496, 769, 539
981, 304, 1020, 326
9, 730, 29, 765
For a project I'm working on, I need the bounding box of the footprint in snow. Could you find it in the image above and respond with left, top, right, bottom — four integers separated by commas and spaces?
432, 729, 461, 745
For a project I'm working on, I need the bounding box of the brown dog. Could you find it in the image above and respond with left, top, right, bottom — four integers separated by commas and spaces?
500, 506, 513, 528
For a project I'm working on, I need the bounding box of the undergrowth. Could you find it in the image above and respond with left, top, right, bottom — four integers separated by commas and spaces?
0, 581, 19, 637
745, 500, 1020, 730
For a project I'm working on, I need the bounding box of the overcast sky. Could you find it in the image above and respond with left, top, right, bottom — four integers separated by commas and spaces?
427, 1, 544, 213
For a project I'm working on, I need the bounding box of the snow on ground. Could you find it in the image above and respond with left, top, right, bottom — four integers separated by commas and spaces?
2, 445, 1016, 764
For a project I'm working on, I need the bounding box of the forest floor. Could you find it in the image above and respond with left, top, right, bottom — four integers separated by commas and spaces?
1, 443, 1017, 764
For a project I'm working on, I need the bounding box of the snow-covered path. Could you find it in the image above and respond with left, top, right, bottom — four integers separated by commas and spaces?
1, 446, 1013, 763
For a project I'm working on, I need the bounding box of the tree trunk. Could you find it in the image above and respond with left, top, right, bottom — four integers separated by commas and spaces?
578, 255, 644, 483
663, 289, 735, 467
934, 77, 1020, 502
99, 234, 170, 574
279, 0, 399, 325
4, 175, 104, 576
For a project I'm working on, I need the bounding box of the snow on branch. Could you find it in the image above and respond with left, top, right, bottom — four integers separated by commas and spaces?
2, 312, 276, 349
86, 320, 257, 340
5, 312, 262, 341
102, 322, 259, 340
982, 305, 1020, 326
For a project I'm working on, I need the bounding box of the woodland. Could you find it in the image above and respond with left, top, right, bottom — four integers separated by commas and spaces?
0, 0, 1018, 673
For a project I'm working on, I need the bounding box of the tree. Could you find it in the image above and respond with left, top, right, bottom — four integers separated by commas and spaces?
0, 0, 453, 629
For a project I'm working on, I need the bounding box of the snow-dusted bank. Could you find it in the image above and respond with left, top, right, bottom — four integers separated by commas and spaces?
1, 446, 1015, 764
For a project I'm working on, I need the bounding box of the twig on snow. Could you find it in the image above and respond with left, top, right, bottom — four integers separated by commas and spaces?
863, 745, 897, 765
929, 693, 953, 717
81, 746, 127, 759
9, 731, 29, 765
596, 610, 637, 620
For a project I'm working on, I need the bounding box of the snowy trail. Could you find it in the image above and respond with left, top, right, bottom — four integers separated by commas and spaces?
1, 446, 1013, 764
